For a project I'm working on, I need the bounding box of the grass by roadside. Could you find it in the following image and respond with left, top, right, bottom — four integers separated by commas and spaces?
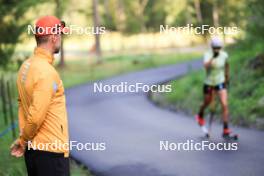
151, 41, 264, 129
0, 134, 27, 176
58, 52, 202, 88
0, 108, 26, 176
0, 51, 201, 175
70, 159, 94, 176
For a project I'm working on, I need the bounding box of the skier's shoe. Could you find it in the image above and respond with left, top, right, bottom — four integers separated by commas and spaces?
195, 115, 209, 138
222, 129, 238, 140
195, 115, 205, 126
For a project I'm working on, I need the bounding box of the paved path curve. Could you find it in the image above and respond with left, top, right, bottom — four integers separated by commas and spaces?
66, 60, 264, 176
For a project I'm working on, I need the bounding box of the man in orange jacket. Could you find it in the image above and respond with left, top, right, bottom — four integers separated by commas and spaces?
10, 16, 70, 176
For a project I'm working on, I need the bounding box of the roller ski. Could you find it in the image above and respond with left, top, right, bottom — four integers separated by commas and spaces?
222, 129, 238, 141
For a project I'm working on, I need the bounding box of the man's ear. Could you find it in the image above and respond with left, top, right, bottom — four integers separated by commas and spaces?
50, 34, 56, 43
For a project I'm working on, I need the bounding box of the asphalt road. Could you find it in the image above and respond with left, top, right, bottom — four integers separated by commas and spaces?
66, 60, 264, 176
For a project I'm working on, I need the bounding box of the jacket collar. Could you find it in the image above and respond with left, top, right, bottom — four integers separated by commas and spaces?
34, 47, 54, 64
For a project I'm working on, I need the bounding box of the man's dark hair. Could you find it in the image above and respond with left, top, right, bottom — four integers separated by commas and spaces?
35, 35, 50, 45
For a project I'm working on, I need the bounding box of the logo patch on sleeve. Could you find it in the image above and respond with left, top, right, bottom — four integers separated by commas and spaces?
53, 81, 58, 93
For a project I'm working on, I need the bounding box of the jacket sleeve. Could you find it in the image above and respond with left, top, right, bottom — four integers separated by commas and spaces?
18, 97, 25, 135
20, 73, 54, 142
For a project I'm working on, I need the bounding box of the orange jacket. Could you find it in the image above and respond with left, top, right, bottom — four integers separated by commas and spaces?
17, 47, 69, 157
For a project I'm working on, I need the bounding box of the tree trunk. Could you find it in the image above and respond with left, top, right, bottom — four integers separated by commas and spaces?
194, 0, 203, 24
116, 0, 126, 32
59, 35, 65, 67
212, 0, 219, 27
137, 0, 148, 32
93, 0, 102, 63
55, 0, 66, 68
185, 0, 192, 25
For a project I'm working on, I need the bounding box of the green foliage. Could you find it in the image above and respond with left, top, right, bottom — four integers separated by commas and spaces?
99, 0, 251, 35
0, 0, 42, 68
144, 0, 167, 31
0, 46, 15, 67
246, 0, 264, 41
